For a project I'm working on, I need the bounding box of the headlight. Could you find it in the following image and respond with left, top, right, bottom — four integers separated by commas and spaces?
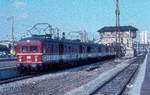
27, 56, 31, 59
34, 56, 38, 62
19, 59, 22, 62
18, 56, 22, 62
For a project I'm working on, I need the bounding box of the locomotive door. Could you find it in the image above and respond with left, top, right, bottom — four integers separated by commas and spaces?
59, 44, 64, 55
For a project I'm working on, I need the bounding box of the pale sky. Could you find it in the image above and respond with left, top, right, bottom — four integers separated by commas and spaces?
0, 0, 150, 41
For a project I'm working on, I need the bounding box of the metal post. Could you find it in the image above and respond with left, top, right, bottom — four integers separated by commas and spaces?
7, 16, 15, 55
115, 0, 121, 57
116, 0, 120, 42
11, 16, 15, 49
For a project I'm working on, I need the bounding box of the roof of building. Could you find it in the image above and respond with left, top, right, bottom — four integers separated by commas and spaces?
97, 26, 138, 33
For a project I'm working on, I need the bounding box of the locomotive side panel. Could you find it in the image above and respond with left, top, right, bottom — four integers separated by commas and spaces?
42, 41, 60, 63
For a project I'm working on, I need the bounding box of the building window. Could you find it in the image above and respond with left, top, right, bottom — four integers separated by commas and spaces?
121, 38, 123, 43
127, 39, 129, 47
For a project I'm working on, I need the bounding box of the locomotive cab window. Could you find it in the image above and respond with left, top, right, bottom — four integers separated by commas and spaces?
31, 46, 38, 53
21, 46, 28, 53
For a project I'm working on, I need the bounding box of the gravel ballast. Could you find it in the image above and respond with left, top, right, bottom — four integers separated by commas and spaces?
0, 58, 129, 95
65, 58, 132, 95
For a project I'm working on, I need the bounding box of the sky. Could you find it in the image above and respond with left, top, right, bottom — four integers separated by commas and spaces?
0, 0, 150, 41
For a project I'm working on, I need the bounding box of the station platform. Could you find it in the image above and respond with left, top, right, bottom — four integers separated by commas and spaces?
140, 52, 150, 95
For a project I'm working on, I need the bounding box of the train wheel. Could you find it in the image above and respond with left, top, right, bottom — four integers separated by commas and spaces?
39, 65, 44, 71
17, 64, 26, 74
33, 65, 44, 72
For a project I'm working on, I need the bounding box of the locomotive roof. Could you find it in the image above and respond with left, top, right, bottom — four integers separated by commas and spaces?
19, 36, 105, 47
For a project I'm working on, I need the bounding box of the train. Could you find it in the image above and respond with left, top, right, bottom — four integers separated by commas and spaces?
16, 34, 125, 71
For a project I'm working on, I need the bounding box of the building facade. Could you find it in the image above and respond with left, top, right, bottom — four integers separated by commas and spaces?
97, 26, 138, 49
97, 26, 138, 57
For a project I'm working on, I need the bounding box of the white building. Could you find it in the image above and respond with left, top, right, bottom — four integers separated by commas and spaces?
97, 26, 138, 57
97, 26, 138, 48
140, 31, 148, 44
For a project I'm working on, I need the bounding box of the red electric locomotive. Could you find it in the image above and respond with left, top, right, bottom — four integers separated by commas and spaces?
16, 34, 117, 71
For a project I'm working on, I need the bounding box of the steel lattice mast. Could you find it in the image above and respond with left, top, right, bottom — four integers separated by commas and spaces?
115, 0, 121, 57
115, 0, 120, 43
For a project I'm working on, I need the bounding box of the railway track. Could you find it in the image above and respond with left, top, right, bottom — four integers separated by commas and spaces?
24, 63, 106, 95
0, 59, 113, 85
0, 56, 143, 95
90, 55, 145, 95
0, 58, 125, 95
0, 70, 41, 85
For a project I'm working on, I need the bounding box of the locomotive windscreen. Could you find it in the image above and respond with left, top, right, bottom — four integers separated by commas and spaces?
21, 46, 38, 53
31, 46, 38, 53
21, 46, 28, 53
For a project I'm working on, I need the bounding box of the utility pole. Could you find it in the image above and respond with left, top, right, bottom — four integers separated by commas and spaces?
7, 16, 15, 55
115, 0, 120, 43
115, 0, 121, 57
11, 16, 15, 49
